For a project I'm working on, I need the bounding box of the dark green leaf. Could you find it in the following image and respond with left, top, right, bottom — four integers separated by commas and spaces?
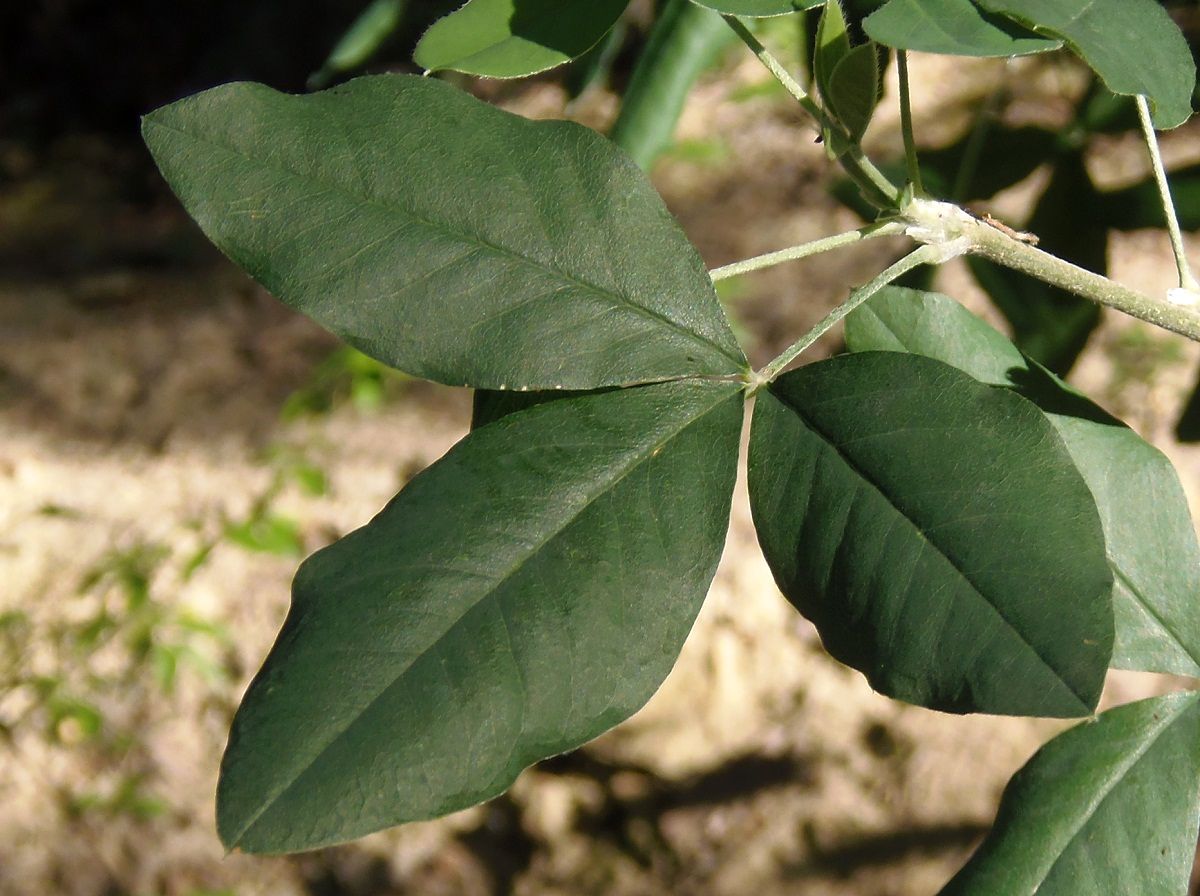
217, 380, 743, 852
966, 152, 1103, 374
940, 692, 1200, 895
863, 0, 1059, 57
686, 0, 823, 16
918, 125, 1058, 202
749, 352, 1112, 716
142, 76, 746, 391
975, 0, 1195, 128
845, 287, 1200, 677
413, 0, 630, 78
824, 41, 881, 140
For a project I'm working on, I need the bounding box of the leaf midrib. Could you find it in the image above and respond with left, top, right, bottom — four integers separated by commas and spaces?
143, 115, 746, 374
1026, 696, 1191, 887
226, 384, 740, 848
771, 386, 1093, 712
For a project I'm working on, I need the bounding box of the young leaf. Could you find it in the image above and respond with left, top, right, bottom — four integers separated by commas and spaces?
686, 0, 824, 16
863, 0, 1059, 57
217, 380, 743, 853
940, 692, 1200, 895
142, 75, 747, 392
824, 41, 881, 140
845, 287, 1200, 677
814, 0, 853, 115
974, 0, 1195, 128
413, 0, 630, 78
748, 351, 1112, 717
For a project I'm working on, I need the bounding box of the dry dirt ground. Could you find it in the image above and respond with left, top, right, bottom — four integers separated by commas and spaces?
3, 49, 1200, 896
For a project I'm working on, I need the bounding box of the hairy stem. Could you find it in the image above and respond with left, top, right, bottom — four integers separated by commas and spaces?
710, 221, 905, 281
722, 14, 901, 207
754, 245, 936, 386
1135, 95, 1198, 292
902, 198, 1200, 342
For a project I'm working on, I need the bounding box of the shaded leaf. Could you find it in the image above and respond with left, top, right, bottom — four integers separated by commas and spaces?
975, 0, 1195, 128
863, 0, 1058, 57
966, 152, 1103, 374
749, 351, 1112, 716
941, 692, 1200, 895
217, 380, 743, 852
918, 125, 1058, 201
686, 0, 823, 16
142, 75, 746, 391
309, 0, 408, 89
413, 0, 630, 78
845, 287, 1200, 677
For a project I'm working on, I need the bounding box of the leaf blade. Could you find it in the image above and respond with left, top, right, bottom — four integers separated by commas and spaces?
142, 75, 747, 391
863, 0, 1060, 57
217, 379, 743, 853
749, 351, 1112, 716
940, 692, 1200, 895
845, 287, 1200, 676
413, 0, 630, 78
975, 0, 1195, 128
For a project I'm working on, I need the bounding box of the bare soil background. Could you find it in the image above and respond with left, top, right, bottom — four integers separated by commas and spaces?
3, 46, 1200, 896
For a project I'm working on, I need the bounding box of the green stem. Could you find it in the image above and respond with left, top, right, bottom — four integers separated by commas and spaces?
710, 221, 904, 281
721, 13, 901, 207
1135, 95, 1199, 292
896, 51, 924, 197
754, 245, 935, 386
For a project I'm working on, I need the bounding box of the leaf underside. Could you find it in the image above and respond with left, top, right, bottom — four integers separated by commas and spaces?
940, 692, 1200, 895
686, 0, 823, 16
863, 0, 1059, 57
217, 380, 743, 853
414, 0, 630, 78
142, 75, 746, 392
749, 351, 1113, 716
975, 0, 1195, 128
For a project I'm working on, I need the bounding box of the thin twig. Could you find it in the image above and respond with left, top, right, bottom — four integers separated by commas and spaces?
710, 221, 905, 281
721, 14, 901, 206
1135, 94, 1198, 292
753, 245, 936, 386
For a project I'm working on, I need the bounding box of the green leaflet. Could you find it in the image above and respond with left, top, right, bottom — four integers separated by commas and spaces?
845, 287, 1200, 676
749, 352, 1112, 717
863, 0, 1059, 57
217, 380, 744, 853
142, 75, 747, 392
686, 0, 823, 16
940, 692, 1200, 895
414, 0, 629, 78
975, 0, 1195, 128
824, 42, 881, 140
814, 0, 853, 116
